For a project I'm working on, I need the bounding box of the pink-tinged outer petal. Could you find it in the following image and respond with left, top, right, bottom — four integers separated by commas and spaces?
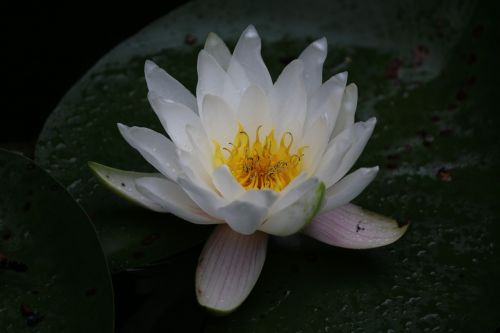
196, 224, 267, 313
304, 204, 409, 249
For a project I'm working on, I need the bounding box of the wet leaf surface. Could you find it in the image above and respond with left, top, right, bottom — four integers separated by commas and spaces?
35, 0, 500, 331
0, 150, 113, 332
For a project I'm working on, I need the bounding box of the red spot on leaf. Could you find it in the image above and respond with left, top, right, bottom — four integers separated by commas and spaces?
385, 58, 402, 79
412, 45, 429, 67
185, 33, 197, 45
437, 168, 452, 182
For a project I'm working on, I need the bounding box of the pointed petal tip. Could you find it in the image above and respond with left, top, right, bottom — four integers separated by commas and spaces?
87, 162, 168, 212
116, 122, 127, 132
358, 117, 376, 130
87, 161, 102, 179
206, 31, 218, 39
363, 165, 379, 174
117, 123, 132, 140
313, 37, 328, 51
243, 24, 259, 38
88, 160, 107, 175
144, 59, 157, 73
367, 117, 377, 127
338, 71, 348, 81
205, 32, 222, 47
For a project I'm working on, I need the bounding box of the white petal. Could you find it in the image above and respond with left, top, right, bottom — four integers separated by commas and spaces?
331, 83, 358, 138
217, 190, 278, 235
270, 59, 307, 138
204, 32, 232, 70
321, 166, 379, 213
268, 173, 312, 215
200, 94, 238, 146
117, 123, 181, 180
147, 94, 203, 152
259, 181, 325, 236
237, 85, 273, 136
305, 71, 347, 130
196, 50, 239, 111
315, 118, 376, 188
303, 204, 409, 249
212, 165, 245, 199
327, 118, 377, 187
144, 60, 197, 112
185, 124, 213, 175
177, 175, 227, 218
88, 162, 165, 212
232, 25, 273, 93
135, 176, 221, 225
298, 37, 328, 96
314, 127, 353, 187
301, 114, 330, 174
227, 57, 251, 93
176, 148, 214, 190
196, 225, 267, 313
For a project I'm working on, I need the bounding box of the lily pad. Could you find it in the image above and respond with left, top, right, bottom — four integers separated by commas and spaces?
35, 0, 499, 331
0, 150, 114, 332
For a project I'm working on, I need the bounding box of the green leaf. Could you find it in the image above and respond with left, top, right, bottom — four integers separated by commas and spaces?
0, 150, 113, 332
35, 0, 500, 331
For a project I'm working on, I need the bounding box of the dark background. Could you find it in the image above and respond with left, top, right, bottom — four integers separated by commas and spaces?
1, 2, 199, 330
0, 2, 187, 149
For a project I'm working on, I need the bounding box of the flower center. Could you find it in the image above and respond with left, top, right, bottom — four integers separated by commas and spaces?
214, 124, 305, 192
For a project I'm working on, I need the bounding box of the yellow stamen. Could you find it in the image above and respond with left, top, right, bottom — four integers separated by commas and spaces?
214, 124, 305, 191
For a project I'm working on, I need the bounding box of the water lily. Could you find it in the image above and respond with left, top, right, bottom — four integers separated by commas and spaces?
89, 25, 408, 313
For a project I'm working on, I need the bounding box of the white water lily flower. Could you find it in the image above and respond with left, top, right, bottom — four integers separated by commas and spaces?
90, 25, 408, 313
